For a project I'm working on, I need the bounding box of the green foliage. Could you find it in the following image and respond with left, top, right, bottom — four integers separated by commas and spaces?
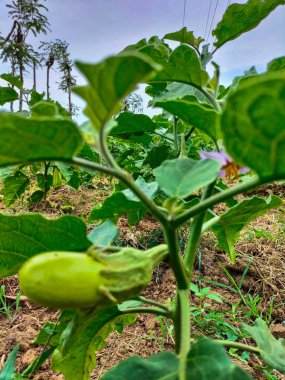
0, 214, 91, 278
154, 158, 221, 199
74, 53, 160, 130
209, 196, 283, 262
88, 220, 119, 247
153, 98, 219, 141
0, 343, 20, 380
0, 86, 18, 105
244, 318, 285, 373
267, 56, 285, 72
163, 27, 204, 48
90, 177, 158, 225
221, 72, 285, 180
0, 73, 23, 89
0, 113, 83, 167
147, 45, 209, 87
102, 339, 252, 379
213, 0, 285, 49
52, 306, 135, 380
1, 171, 29, 206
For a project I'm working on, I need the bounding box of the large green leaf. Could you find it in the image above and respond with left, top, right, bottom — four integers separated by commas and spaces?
243, 318, 285, 373
154, 98, 219, 141
221, 72, 285, 180
148, 45, 209, 87
211, 196, 282, 262
52, 306, 136, 380
163, 27, 204, 48
73, 53, 160, 130
0, 214, 91, 278
154, 158, 221, 199
213, 0, 285, 49
0, 87, 18, 106
1, 171, 29, 206
0, 113, 83, 167
101, 338, 252, 379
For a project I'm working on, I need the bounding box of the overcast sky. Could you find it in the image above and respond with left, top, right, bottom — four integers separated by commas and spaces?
0, 0, 284, 119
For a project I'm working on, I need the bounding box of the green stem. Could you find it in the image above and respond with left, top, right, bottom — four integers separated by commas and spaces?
199, 87, 222, 112
184, 181, 216, 276
43, 161, 51, 198
173, 117, 179, 155
216, 340, 260, 354
163, 225, 188, 290
136, 296, 171, 312
175, 289, 191, 380
120, 307, 171, 318
174, 176, 264, 227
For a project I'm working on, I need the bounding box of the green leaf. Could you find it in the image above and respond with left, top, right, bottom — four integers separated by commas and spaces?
90, 177, 158, 225
0, 113, 83, 167
88, 220, 119, 247
21, 347, 55, 377
163, 27, 204, 48
154, 98, 219, 141
29, 90, 45, 107
143, 145, 173, 169
112, 112, 157, 135
154, 158, 221, 199
150, 83, 208, 106
0, 87, 18, 106
52, 306, 135, 380
267, 56, 285, 72
27, 190, 45, 205
89, 192, 146, 226
221, 72, 285, 179
0, 343, 20, 380
243, 318, 285, 373
0, 73, 23, 89
31, 101, 59, 117
34, 311, 75, 346
0, 214, 91, 278
1, 172, 29, 206
211, 196, 282, 262
73, 53, 160, 130
213, 0, 285, 49
148, 45, 209, 87
102, 339, 252, 379
123, 176, 158, 202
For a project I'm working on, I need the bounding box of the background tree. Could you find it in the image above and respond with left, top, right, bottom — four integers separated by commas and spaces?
57, 43, 76, 115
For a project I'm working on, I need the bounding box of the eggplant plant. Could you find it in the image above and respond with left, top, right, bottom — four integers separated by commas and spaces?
0, 1, 285, 379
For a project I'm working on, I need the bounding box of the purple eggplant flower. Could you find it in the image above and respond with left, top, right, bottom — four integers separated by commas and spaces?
199, 150, 249, 179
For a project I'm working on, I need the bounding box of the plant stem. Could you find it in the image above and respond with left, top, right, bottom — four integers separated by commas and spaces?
173, 117, 179, 155
43, 161, 51, 198
216, 340, 260, 354
175, 289, 190, 380
184, 181, 216, 276
174, 176, 263, 227
136, 296, 170, 312
163, 226, 188, 290
120, 307, 171, 318
198, 87, 222, 112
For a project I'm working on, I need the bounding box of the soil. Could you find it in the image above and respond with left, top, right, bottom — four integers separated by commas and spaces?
0, 184, 285, 379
